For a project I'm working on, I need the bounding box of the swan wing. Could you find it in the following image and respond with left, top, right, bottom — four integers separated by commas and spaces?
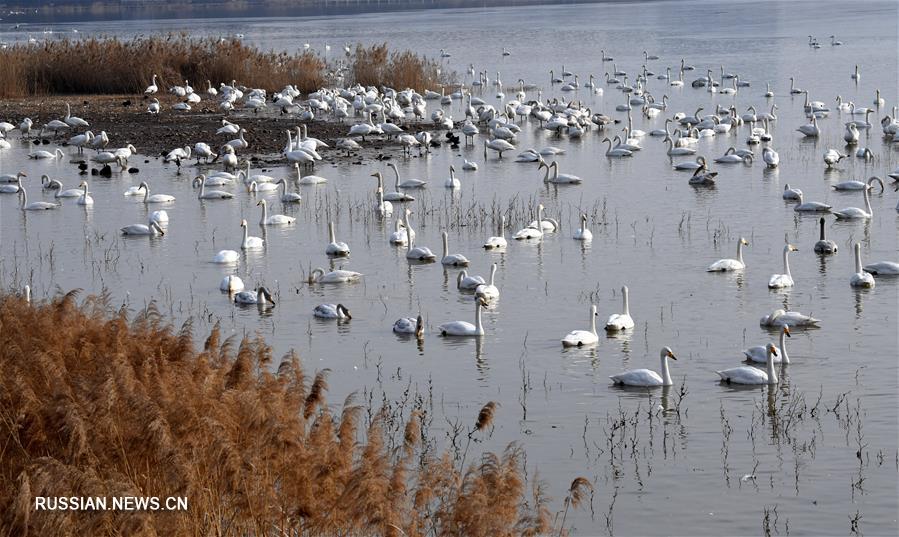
716, 366, 768, 384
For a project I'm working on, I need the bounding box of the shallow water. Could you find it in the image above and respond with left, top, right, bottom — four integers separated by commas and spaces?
1, 0, 898, 534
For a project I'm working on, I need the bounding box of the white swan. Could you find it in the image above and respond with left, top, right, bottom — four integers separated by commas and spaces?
833, 181, 876, 220
234, 286, 275, 306
441, 231, 469, 266
603, 137, 632, 157
28, 148, 65, 160
213, 248, 239, 264
144, 74, 158, 95
278, 178, 302, 203
219, 275, 244, 293
794, 193, 831, 212
194, 175, 233, 199
240, 219, 264, 249
610, 347, 677, 386
257, 199, 295, 226
768, 244, 798, 288
387, 162, 426, 189
75, 180, 93, 206
863, 261, 899, 276
295, 163, 327, 185
573, 213, 592, 241
760, 309, 820, 328
832, 176, 883, 192
325, 221, 350, 256
561, 304, 599, 347
762, 147, 779, 168
371, 172, 394, 217
666, 136, 696, 156
605, 286, 635, 332
313, 303, 352, 320
513, 205, 545, 240
438, 298, 487, 337
814, 217, 837, 254
139, 182, 175, 204
475, 263, 500, 302
150, 210, 168, 224
744, 327, 790, 364
444, 165, 461, 189
707, 237, 749, 271
390, 213, 413, 245
484, 215, 508, 249
796, 115, 819, 137
121, 219, 164, 236
717, 344, 778, 384
308, 267, 362, 284
404, 213, 435, 261
393, 315, 424, 337
18, 186, 58, 211
850, 242, 875, 288
457, 269, 485, 291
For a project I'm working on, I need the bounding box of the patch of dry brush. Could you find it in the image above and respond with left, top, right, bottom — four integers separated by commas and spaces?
0, 36, 326, 98
0, 290, 555, 536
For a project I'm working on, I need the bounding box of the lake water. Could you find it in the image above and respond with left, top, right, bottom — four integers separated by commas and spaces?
1, 0, 897, 534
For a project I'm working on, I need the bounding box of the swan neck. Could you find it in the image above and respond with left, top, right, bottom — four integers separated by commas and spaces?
779, 330, 790, 364
661, 354, 673, 386
589, 306, 597, 335
819, 220, 825, 240
863, 187, 871, 214
854, 244, 862, 273
622, 287, 630, 315
475, 301, 484, 335
767, 351, 778, 384
329, 222, 336, 243
442, 233, 449, 257
783, 248, 791, 277
260, 202, 267, 224
737, 241, 744, 264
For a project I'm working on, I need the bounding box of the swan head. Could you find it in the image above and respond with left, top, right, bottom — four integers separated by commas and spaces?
783, 326, 791, 338
138, 181, 149, 191
240, 219, 248, 228
257, 199, 266, 206
660, 347, 677, 360
766, 343, 778, 357
257, 287, 275, 305
78, 180, 87, 188
337, 304, 352, 319
740, 237, 749, 246
785, 244, 798, 253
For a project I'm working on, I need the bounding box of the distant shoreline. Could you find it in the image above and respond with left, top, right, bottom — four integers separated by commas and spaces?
1, 0, 651, 25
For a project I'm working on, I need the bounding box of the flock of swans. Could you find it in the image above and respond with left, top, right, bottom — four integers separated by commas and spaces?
2, 35, 898, 390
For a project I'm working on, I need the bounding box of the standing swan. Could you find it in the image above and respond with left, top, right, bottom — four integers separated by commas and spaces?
768, 244, 799, 288
850, 242, 875, 288
717, 344, 779, 384
610, 347, 677, 386
605, 286, 635, 332
707, 237, 749, 271
561, 304, 599, 347
438, 298, 487, 337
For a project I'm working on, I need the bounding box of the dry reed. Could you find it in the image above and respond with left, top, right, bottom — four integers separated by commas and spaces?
0, 35, 326, 98
351, 43, 446, 91
0, 290, 564, 536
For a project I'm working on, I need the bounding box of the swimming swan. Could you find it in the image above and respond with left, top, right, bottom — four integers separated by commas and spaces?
744, 326, 790, 364
561, 304, 599, 347
605, 285, 635, 332
610, 347, 677, 386
768, 244, 798, 288
438, 298, 487, 337
850, 242, 875, 288
717, 344, 778, 384
707, 237, 749, 271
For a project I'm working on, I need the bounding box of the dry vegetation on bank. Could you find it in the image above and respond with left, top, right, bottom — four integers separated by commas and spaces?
0, 291, 590, 536
0, 36, 448, 99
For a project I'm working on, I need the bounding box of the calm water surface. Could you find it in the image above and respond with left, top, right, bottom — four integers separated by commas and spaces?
1, 1, 897, 534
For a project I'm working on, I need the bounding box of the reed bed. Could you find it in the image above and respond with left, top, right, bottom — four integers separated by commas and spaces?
351, 43, 446, 92
0, 290, 582, 536
0, 37, 448, 99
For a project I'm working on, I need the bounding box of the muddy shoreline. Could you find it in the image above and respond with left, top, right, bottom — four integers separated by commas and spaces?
0, 94, 457, 169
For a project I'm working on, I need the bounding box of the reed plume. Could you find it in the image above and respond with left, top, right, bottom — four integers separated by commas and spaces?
0, 291, 560, 536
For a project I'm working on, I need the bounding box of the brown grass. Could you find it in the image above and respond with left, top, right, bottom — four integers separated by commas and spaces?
0, 290, 565, 536
0, 35, 326, 98
0, 37, 449, 99
351, 43, 446, 91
